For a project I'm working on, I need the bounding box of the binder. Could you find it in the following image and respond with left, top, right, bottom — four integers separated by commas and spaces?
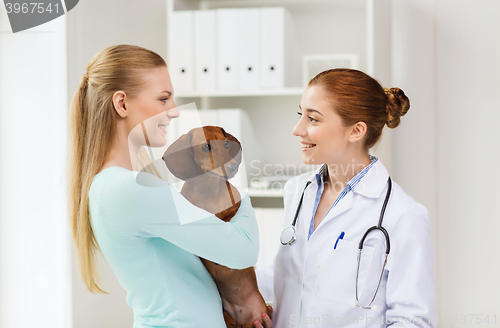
237, 8, 261, 90
170, 11, 194, 92
217, 108, 261, 188
216, 8, 239, 90
194, 10, 217, 91
260, 7, 292, 89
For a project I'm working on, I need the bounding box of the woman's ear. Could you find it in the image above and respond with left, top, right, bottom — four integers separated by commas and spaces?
348, 121, 368, 143
112, 91, 128, 118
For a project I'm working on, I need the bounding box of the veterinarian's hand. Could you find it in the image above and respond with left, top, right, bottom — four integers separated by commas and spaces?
253, 306, 273, 328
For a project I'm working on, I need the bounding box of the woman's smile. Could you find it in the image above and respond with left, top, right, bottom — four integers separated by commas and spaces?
158, 123, 167, 133
301, 142, 316, 150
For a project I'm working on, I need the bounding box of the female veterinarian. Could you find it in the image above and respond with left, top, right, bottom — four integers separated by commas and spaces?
67, 45, 273, 328
255, 69, 436, 328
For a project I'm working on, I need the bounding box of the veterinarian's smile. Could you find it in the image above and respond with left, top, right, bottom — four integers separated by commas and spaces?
301, 142, 316, 150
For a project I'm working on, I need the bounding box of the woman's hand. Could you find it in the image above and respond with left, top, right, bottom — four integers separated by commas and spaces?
253, 306, 273, 328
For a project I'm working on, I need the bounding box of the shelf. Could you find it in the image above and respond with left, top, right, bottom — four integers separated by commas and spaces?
245, 187, 284, 198
167, 0, 393, 198
199, 0, 365, 8
174, 87, 304, 98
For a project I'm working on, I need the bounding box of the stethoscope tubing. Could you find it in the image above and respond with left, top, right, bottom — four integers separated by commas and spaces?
279, 167, 393, 309
280, 173, 392, 249
355, 176, 392, 309
358, 177, 392, 255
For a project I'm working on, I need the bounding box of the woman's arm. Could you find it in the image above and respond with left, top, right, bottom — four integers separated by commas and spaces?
90, 170, 259, 269
384, 203, 437, 327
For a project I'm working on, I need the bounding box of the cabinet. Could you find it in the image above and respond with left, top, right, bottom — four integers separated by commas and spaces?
165, 0, 393, 268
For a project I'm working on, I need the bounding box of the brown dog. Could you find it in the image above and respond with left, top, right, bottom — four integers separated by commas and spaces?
162, 126, 270, 328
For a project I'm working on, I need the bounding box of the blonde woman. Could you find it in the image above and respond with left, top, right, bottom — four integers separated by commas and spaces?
68, 45, 272, 328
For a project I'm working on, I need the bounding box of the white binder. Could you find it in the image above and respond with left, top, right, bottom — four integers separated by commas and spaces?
194, 10, 217, 91
237, 8, 261, 90
216, 8, 239, 90
260, 7, 292, 89
170, 11, 194, 92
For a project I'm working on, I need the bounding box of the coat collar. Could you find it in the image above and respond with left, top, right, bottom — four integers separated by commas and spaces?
305, 157, 390, 199
351, 158, 390, 198
298, 158, 390, 233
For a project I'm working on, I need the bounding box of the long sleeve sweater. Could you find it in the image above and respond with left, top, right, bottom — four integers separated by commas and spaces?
88, 166, 259, 328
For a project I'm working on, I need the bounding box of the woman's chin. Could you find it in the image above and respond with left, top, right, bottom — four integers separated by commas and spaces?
149, 136, 167, 148
301, 155, 318, 165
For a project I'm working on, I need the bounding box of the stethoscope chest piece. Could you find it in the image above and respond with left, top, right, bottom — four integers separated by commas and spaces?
280, 226, 297, 245
280, 180, 312, 246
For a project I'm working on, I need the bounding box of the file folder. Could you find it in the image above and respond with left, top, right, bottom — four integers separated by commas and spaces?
170, 11, 194, 92
238, 8, 261, 90
217, 8, 239, 90
260, 7, 292, 89
194, 10, 217, 91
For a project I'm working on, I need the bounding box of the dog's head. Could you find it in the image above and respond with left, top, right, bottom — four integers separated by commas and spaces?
162, 126, 242, 181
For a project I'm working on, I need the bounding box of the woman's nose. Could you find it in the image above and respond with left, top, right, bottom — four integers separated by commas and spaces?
167, 102, 180, 119
292, 118, 306, 137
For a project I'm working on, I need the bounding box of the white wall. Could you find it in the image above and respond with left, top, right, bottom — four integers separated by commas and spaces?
435, 0, 500, 319
393, 0, 500, 322
391, 0, 439, 316
0, 7, 70, 328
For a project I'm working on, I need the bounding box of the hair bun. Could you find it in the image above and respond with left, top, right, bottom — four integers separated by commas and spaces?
384, 87, 410, 128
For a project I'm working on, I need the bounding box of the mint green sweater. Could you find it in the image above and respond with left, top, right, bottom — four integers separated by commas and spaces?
88, 166, 259, 328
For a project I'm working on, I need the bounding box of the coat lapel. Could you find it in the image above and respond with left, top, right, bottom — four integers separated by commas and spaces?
323, 191, 355, 221
314, 159, 389, 229
352, 158, 390, 199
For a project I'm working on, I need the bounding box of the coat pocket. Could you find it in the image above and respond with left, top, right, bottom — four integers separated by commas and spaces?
314, 238, 374, 304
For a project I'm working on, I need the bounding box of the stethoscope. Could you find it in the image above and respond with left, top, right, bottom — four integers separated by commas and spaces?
280, 169, 392, 310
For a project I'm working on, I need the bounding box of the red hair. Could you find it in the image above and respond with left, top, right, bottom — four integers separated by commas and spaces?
308, 68, 410, 151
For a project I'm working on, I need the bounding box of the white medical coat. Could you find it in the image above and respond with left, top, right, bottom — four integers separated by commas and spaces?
256, 159, 436, 328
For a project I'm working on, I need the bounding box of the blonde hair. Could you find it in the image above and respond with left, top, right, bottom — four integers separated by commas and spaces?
67, 44, 166, 294
137, 146, 169, 181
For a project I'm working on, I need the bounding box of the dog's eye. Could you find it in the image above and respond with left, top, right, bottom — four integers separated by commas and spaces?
224, 140, 229, 149
202, 144, 211, 152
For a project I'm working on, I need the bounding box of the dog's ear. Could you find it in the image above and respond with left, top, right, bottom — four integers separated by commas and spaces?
220, 127, 228, 138
225, 131, 242, 166
163, 132, 203, 180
